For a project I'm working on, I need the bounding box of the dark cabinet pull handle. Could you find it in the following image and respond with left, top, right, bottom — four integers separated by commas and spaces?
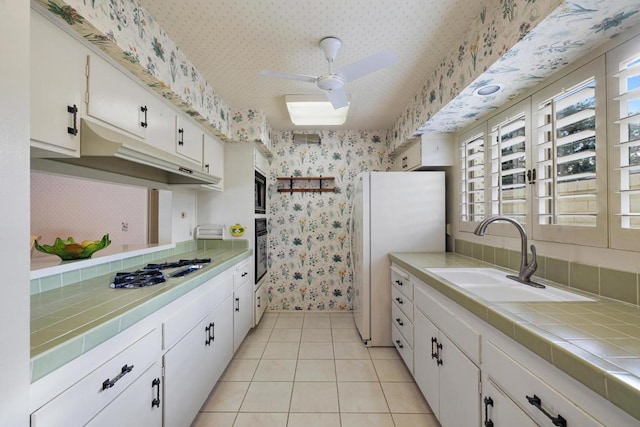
395, 339, 403, 349
205, 163, 210, 173
526, 394, 566, 427
431, 337, 438, 359
67, 104, 78, 135
436, 342, 443, 366
205, 323, 211, 346
151, 378, 161, 408
102, 364, 134, 390
395, 297, 403, 304
527, 169, 532, 184
402, 156, 408, 169
178, 128, 184, 145
395, 279, 403, 286
241, 272, 248, 277
257, 296, 261, 308
484, 396, 494, 427
140, 105, 148, 128
532, 167, 537, 184
235, 297, 240, 312
395, 318, 404, 326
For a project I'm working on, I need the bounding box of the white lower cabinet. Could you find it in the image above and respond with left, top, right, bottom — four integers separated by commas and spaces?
482, 379, 537, 427
413, 308, 480, 427
30, 329, 161, 427
86, 362, 163, 427
255, 279, 267, 326
163, 295, 233, 427
233, 259, 253, 352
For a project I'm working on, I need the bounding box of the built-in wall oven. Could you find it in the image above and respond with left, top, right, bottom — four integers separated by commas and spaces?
255, 171, 266, 214
255, 218, 267, 284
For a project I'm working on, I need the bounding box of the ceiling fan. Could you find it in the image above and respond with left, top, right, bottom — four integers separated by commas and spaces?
259, 37, 398, 109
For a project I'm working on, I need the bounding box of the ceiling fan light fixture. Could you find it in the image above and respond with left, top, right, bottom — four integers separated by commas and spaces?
285, 94, 350, 126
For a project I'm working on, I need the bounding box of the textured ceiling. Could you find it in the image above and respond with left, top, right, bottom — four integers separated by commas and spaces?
136, 0, 487, 131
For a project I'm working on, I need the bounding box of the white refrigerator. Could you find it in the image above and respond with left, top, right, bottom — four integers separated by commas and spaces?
351, 171, 445, 346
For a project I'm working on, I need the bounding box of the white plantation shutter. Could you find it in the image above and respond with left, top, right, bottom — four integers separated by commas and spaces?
608, 37, 640, 251
532, 57, 606, 246
459, 124, 487, 232
488, 101, 529, 225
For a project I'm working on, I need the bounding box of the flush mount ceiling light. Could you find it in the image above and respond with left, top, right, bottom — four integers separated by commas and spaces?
474, 84, 503, 96
285, 94, 350, 126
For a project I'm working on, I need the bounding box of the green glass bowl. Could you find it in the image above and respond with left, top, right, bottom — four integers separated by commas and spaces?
34, 234, 111, 260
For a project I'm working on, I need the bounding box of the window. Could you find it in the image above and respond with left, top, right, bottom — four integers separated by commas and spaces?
608, 36, 640, 251
531, 56, 607, 247
459, 124, 487, 231
488, 100, 530, 230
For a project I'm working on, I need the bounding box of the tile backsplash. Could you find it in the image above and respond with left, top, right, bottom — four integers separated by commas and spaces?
455, 239, 640, 306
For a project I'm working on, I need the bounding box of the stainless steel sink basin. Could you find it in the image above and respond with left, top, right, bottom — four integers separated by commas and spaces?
425, 268, 593, 302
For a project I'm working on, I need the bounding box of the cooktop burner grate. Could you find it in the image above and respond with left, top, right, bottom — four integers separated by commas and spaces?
110, 258, 212, 288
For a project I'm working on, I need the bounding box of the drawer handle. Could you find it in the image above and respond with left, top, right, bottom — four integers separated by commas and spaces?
67, 104, 78, 135
436, 342, 443, 366
526, 394, 567, 427
395, 297, 403, 304
151, 378, 161, 408
395, 339, 404, 349
395, 318, 404, 326
395, 279, 403, 286
205, 322, 215, 345
257, 296, 261, 308
102, 364, 134, 390
235, 297, 240, 312
241, 272, 248, 277
483, 396, 494, 427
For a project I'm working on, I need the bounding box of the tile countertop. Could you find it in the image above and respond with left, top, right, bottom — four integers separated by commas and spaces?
30, 246, 251, 383
389, 252, 640, 422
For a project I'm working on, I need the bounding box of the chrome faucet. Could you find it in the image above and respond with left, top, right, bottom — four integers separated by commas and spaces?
473, 216, 544, 288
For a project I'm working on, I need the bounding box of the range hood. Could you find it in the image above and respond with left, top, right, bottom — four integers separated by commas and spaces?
55, 119, 221, 186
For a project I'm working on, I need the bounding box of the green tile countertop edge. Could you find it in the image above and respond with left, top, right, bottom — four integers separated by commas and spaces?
30, 246, 251, 383
389, 252, 640, 422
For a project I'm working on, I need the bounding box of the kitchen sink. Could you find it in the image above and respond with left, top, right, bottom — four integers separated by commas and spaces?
425, 268, 593, 302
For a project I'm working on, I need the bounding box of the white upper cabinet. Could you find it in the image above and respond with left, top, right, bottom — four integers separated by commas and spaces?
203, 133, 224, 190
144, 94, 177, 155
393, 132, 453, 171
86, 53, 149, 139
175, 115, 204, 164
30, 11, 86, 158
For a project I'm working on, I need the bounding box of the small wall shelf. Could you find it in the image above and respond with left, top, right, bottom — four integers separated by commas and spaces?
276, 176, 336, 193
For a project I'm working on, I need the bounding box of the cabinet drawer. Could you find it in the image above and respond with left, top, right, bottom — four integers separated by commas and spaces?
391, 265, 413, 300
414, 285, 479, 363
392, 286, 413, 321
234, 259, 251, 290
485, 341, 605, 427
391, 302, 413, 348
163, 273, 233, 350
31, 328, 160, 427
392, 324, 414, 375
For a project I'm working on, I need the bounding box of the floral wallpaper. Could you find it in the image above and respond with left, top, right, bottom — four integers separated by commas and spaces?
391, 0, 640, 149
230, 107, 272, 150
37, 0, 231, 139
265, 130, 392, 311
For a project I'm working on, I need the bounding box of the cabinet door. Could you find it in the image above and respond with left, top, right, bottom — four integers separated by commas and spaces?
86, 362, 162, 427
203, 133, 224, 190
164, 295, 233, 427
175, 115, 203, 164
438, 332, 481, 427
145, 95, 176, 154
413, 310, 440, 418
30, 11, 84, 157
254, 280, 267, 326
483, 380, 537, 427
87, 53, 148, 138
233, 280, 253, 352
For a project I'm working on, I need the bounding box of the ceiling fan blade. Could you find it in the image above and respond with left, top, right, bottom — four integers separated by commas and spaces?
258, 70, 318, 84
336, 50, 398, 83
322, 88, 349, 109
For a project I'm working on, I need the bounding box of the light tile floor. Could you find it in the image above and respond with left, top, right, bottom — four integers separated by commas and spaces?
192, 312, 440, 427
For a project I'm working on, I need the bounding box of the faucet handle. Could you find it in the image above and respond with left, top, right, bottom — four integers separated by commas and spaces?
526, 244, 538, 272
